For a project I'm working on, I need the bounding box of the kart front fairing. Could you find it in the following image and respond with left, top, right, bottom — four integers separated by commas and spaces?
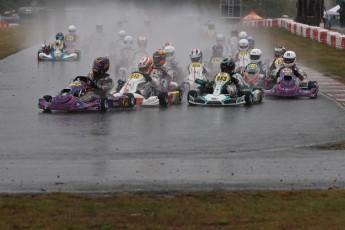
189, 72, 246, 106
264, 68, 317, 97
38, 49, 78, 61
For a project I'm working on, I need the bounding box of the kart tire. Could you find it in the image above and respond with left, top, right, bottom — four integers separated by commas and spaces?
100, 97, 109, 112
308, 81, 318, 90
178, 88, 183, 103
123, 93, 135, 107
158, 92, 169, 106
43, 95, 52, 102
244, 92, 253, 105
187, 90, 198, 106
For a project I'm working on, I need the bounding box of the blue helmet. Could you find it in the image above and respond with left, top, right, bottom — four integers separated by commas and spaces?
55, 32, 64, 41
92, 57, 110, 75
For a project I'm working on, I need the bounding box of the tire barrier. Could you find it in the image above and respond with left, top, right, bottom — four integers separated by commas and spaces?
241, 18, 345, 50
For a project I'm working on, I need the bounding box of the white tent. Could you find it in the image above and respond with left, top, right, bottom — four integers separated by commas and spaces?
325, 5, 340, 16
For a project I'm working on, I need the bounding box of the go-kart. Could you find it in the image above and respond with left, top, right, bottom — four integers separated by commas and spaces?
187, 72, 263, 106
264, 68, 318, 98
38, 47, 78, 61
112, 70, 182, 107
38, 76, 135, 112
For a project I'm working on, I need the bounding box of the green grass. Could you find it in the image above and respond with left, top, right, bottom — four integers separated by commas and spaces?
0, 25, 39, 59
250, 27, 345, 84
1, 190, 345, 229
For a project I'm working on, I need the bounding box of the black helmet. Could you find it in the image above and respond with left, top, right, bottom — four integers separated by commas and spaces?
55, 32, 64, 41
220, 58, 235, 73
92, 57, 110, 75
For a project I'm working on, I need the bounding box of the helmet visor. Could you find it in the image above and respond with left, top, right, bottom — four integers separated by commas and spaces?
250, 54, 260, 61
284, 58, 295, 64
239, 44, 248, 49
274, 50, 284, 58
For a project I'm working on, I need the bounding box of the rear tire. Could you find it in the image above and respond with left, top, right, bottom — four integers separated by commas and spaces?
187, 90, 198, 106
308, 81, 318, 90
100, 97, 109, 112
158, 92, 169, 106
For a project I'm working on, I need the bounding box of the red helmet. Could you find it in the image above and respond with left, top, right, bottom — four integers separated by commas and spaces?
153, 49, 166, 67
138, 57, 153, 73
162, 41, 173, 49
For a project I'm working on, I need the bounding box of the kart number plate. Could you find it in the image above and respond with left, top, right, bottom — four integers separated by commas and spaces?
69, 81, 81, 86
282, 68, 292, 73
215, 74, 229, 82
129, 73, 143, 79
211, 58, 221, 64
191, 63, 202, 68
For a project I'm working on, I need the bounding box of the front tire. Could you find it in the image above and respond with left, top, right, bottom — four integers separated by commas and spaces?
187, 90, 198, 106
43, 95, 52, 102
244, 92, 253, 105
100, 97, 109, 112
123, 93, 135, 107
158, 92, 169, 106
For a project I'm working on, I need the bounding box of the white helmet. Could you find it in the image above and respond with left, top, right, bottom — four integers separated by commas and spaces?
118, 30, 127, 39
68, 25, 76, 33
190, 49, 203, 63
124, 35, 133, 47
238, 39, 249, 51
249, 48, 262, 64
164, 45, 175, 61
239, 31, 248, 39
283, 50, 296, 68
216, 33, 225, 44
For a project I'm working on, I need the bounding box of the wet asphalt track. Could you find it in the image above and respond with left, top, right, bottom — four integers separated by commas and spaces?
1, 45, 345, 193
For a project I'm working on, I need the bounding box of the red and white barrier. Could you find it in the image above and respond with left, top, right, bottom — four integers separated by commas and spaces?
241, 18, 345, 50
0, 22, 9, 28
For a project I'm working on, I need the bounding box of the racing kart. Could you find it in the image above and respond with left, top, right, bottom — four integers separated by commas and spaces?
264, 68, 318, 98
111, 70, 182, 107
187, 72, 262, 106
38, 76, 135, 112
38, 47, 78, 61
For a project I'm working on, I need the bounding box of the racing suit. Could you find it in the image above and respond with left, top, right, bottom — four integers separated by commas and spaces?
165, 58, 183, 83
80, 73, 114, 103
151, 65, 178, 92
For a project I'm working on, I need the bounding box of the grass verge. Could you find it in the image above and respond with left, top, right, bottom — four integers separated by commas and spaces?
250, 27, 345, 84
1, 189, 345, 229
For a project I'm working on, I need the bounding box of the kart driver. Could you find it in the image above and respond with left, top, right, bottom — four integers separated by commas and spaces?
80, 57, 114, 103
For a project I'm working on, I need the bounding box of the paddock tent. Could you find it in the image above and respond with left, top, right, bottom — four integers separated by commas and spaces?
325, 5, 340, 16
241, 10, 265, 21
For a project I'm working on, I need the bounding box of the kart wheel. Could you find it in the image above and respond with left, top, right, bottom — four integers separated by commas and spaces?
244, 92, 253, 105
124, 93, 135, 107
100, 97, 109, 112
43, 95, 52, 102
257, 88, 264, 103
187, 90, 198, 106
158, 92, 169, 106
308, 81, 318, 90
178, 88, 183, 103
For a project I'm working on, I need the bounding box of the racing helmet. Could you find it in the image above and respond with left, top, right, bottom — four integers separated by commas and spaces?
92, 57, 110, 75
216, 33, 225, 44
238, 31, 248, 39
68, 25, 76, 33
249, 48, 262, 64
274, 45, 286, 58
231, 29, 238, 38
190, 49, 203, 63
153, 49, 166, 67
124, 35, 134, 47
283, 50, 296, 68
118, 30, 127, 39
162, 41, 173, 49
207, 21, 215, 30
55, 32, 64, 41
164, 45, 175, 62
220, 58, 236, 73
212, 44, 224, 57
137, 35, 147, 49
138, 57, 153, 73
247, 36, 255, 49
96, 23, 103, 33
238, 39, 249, 51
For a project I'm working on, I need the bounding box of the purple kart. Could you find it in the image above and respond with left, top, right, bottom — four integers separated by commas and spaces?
38, 76, 135, 112
264, 68, 318, 99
